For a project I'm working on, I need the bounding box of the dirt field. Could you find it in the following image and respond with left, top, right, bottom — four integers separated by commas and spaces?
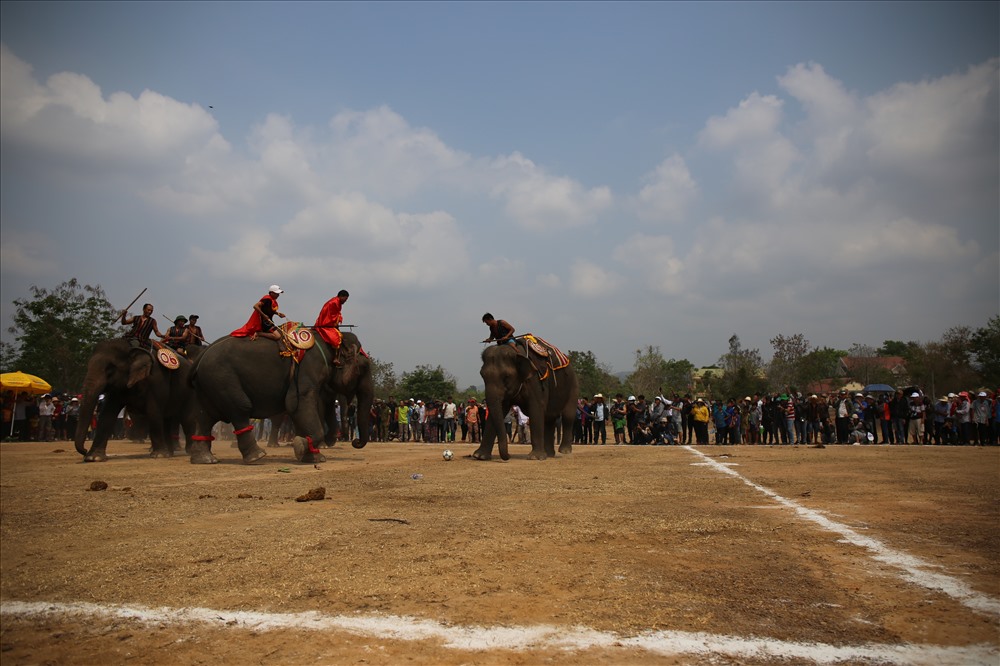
1, 438, 998, 665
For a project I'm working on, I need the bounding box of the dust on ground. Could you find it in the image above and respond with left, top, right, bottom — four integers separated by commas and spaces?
1, 439, 998, 665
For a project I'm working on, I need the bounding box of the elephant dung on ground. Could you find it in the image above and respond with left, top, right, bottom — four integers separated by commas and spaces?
74, 340, 202, 462
475, 341, 578, 461
189, 329, 368, 464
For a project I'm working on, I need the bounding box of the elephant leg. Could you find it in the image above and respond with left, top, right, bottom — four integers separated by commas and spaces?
188, 419, 219, 464
83, 405, 121, 462
287, 404, 327, 464
527, 417, 548, 460
233, 424, 267, 464
543, 419, 557, 458
558, 414, 574, 455
147, 412, 173, 459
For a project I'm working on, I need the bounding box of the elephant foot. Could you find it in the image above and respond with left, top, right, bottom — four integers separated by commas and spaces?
470, 447, 492, 461
558, 444, 573, 455
291, 438, 326, 464
241, 446, 267, 465
190, 451, 219, 464
526, 449, 548, 461
352, 438, 367, 449
83, 453, 108, 463
150, 449, 174, 459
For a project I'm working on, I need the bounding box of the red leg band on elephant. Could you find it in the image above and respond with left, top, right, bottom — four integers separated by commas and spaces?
233, 425, 255, 436
306, 435, 320, 454
191, 435, 215, 442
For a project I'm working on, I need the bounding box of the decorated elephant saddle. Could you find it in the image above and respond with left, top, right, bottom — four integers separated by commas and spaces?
277, 322, 315, 363
518, 334, 570, 380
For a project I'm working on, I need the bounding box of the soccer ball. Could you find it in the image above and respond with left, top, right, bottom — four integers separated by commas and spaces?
442, 449, 454, 461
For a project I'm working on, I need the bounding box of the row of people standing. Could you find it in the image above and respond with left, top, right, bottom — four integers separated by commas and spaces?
2, 392, 81, 441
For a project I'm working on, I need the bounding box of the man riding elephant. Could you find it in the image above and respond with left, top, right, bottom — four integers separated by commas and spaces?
231, 285, 285, 341
314, 289, 349, 366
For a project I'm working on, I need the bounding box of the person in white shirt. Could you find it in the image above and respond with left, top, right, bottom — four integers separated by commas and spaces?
442, 398, 457, 442
513, 404, 530, 444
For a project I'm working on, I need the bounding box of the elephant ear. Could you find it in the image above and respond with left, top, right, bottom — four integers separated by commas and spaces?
127, 352, 153, 388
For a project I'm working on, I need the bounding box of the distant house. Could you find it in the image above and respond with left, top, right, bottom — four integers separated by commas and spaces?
837, 356, 907, 385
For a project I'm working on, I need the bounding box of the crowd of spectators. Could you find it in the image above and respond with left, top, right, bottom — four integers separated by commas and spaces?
563, 388, 1000, 446
6, 385, 998, 448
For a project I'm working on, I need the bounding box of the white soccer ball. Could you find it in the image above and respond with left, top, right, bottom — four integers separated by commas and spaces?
442, 449, 454, 461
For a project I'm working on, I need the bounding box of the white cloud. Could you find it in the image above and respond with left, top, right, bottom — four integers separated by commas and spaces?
0, 45, 219, 171
699, 92, 784, 150
613, 234, 684, 295
635, 155, 698, 224
567, 259, 624, 297
863, 59, 999, 180
0, 230, 58, 279
490, 152, 613, 230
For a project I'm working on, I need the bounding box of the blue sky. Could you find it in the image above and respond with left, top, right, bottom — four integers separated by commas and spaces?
1, 1, 997, 389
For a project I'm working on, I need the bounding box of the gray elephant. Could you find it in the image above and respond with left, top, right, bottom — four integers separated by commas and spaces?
265, 331, 374, 450
74, 340, 202, 462
188, 329, 367, 464
475, 340, 578, 461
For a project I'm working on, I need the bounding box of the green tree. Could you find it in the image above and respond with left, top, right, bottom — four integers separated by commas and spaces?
767, 333, 811, 392
368, 357, 398, 400
798, 346, 846, 388
4, 279, 117, 391
626, 346, 694, 398
717, 335, 767, 399
970, 316, 1000, 386
399, 364, 458, 401
568, 349, 621, 398
906, 326, 981, 394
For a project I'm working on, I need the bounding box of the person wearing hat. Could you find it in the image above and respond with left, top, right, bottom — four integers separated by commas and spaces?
971, 391, 992, 445
610, 394, 627, 444
231, 285, 285, 341
64, 396, 80, 442
465, 398, 480, 443
164, 315, 189, 352
954, 392, 972, 445
905, 392, 925, 445
185, 315, 205, 347
931, 395, 951, 445
591, 394, 607, 445
37, 394, 55, 442
690, 398, 710, 444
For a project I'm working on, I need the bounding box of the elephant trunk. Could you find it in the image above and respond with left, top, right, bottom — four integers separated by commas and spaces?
74, 369, 105, 456
485, 393, 510, 460
352, 384, 373, 450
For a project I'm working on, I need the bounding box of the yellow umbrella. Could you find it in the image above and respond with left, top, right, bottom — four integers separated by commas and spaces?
1, 371, 52, 395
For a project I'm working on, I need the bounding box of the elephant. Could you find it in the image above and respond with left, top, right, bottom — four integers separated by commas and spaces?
474, 341, 579, 461
188, 328, 369, 464
264, 332, 374, 450
74, 340, 202, 462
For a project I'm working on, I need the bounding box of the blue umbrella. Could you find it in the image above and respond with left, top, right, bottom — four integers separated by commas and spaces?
864, 384, 894, 393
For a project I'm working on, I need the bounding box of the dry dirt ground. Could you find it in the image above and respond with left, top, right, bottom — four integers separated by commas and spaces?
1, 438, 998, 665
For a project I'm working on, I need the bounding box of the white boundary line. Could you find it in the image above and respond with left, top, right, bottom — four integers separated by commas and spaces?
3, 448, 997, 664
1, 600, 997, 665
684, 445, 1000, 617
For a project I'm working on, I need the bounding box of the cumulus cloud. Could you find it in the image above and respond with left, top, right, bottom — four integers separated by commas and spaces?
567, 259, 624, 297
613, 234, 684, 295
0, 44, 219, 172
634, 155, 698, 224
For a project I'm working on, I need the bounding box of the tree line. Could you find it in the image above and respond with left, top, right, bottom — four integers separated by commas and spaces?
2, 279, 998, 400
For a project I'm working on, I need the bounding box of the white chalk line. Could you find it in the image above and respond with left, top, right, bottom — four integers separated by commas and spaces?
684, 445, 1000, 618
2, 600, 997, 665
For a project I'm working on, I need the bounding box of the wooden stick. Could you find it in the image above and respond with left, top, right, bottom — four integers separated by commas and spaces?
114, 287, 147, 324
